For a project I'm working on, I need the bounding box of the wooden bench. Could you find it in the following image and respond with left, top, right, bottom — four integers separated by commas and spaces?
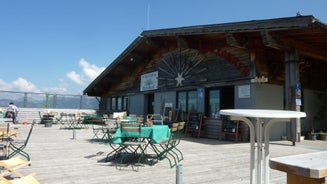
269, 151, 327, 184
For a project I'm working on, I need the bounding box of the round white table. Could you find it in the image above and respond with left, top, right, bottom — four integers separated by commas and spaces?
220, 109, 306, 184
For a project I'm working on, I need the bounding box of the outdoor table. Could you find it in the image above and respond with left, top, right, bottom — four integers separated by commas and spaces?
111, 125, 171, 168
112, 125, 171, 144
270, 151, 327, 184
220, 109, 306, 184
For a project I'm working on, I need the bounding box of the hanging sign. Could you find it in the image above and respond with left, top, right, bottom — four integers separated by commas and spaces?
140, 71, 158, 91
295, 83, 302, 106
238, 85, 250, 98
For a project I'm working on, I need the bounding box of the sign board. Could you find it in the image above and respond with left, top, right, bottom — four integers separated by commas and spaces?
186, 112, 204, 138
238, 85, 250, 98
140, 71, 158, 91
222, 116, 238, 133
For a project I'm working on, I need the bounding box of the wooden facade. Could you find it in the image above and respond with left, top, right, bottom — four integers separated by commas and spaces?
84, 15, 327, 141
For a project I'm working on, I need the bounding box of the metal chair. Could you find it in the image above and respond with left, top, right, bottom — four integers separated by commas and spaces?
7, 122, 35, 161
116, 122, 147, 171
149, 121, 185, 168
146, 114, 163, 125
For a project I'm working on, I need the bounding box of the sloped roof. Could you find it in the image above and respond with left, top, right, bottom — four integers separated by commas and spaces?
84, 15, 327, 96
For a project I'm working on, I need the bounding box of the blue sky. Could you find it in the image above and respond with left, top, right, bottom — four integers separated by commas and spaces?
1, 0, 326, 95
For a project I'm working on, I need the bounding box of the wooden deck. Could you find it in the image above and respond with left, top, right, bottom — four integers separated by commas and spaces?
9, 124, 327, 184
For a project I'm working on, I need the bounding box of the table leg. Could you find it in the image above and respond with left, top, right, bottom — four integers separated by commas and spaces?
263, 118, 291, 184
231, 116, 256, 184
256, 118, 264, 184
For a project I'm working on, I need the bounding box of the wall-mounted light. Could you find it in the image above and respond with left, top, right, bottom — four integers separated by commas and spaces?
251, 76, 268, 83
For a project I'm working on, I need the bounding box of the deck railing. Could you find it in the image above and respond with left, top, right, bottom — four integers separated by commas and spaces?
0, 90, 99, 109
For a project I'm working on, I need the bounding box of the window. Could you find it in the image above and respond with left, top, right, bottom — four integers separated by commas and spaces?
205, 86, 234, 118
207, 89, 220, 118
177, 90, 197, 113
188, 91, 197, 112
111, 96, 128, 111
123, 96, 128, 110
111, 97, 116, 110
117, 97, 122, 110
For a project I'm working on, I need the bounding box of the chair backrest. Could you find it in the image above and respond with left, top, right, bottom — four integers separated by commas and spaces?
146, 114, 163, 125
178, 122, 185, 132
104, 118, 118, 132
121, 123, 141, 133
23, 122, 36, 147
0, 123, 10, 138
170, 123, 179, 132
113, 112, 127, 119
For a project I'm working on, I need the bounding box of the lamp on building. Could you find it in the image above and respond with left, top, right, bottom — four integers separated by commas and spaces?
251, 76, 268, 83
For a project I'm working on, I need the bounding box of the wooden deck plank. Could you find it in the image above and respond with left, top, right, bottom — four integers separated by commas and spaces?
8, 124, 327, 184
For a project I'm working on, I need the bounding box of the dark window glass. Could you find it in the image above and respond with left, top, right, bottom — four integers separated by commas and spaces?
188, 91, 197, 112
208, 89, 220, 118
177, 91, 187, 112
111, 97, 116, 110
177, 90, 197, 113
117, 97, 122, 110
123, 96, 128, 110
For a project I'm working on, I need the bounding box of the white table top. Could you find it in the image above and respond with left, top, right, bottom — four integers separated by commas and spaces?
220, 109, 306, 118
270, 151, 327, 178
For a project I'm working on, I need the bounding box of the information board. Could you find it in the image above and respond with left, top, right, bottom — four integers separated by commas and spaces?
186, 112, 203, 138
222, 116, 238, 133
220, 116, 241, 142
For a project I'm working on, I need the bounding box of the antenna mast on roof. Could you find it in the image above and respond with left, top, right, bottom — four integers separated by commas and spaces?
147, 4, 150, 30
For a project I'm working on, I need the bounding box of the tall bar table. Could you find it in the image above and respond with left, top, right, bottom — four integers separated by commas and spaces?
220, 109, 306, 184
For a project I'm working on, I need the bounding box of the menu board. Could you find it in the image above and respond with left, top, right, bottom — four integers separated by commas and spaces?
222, 116, 238, 133
186, 112, 203, 138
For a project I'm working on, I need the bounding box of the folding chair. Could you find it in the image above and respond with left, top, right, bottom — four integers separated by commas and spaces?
7, 123, 35, 161
59, 113, 69, 128
0, 156, 31, 178
0, 173, 40, 184
91, 115, 106, 141
105, 120, 122, 161
149, 121, 185, 168
101, 118, 118, 141
116, 122, 147, 171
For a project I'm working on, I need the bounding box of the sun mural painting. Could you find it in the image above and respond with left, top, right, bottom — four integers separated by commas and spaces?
154, 47, 251, 89
156, 49, 208, 88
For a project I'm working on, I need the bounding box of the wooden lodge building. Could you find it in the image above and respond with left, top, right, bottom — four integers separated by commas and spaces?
84, 15, 327, 141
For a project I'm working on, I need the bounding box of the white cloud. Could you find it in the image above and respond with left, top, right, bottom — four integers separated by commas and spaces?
79, 58, 105, 80
67, 58, 105, 85
0, 77, 40, 92
66, 71, 83, 85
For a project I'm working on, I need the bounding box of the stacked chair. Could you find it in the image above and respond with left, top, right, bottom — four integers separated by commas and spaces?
149, 121, 185, 168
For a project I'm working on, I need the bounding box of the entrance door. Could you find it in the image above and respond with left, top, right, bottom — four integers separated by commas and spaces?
145, 93, 154, 115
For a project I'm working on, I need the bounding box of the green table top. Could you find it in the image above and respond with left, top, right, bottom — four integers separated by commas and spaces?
113, 125, 171, 144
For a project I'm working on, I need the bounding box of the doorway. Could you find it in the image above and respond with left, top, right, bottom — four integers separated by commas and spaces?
145, 93, 154, 115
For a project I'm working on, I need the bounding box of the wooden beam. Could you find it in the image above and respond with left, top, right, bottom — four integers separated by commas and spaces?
225, 32, 244, 48
261, 30, 282, 50
283, 38, 327, 62
268, 32, 327, 62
